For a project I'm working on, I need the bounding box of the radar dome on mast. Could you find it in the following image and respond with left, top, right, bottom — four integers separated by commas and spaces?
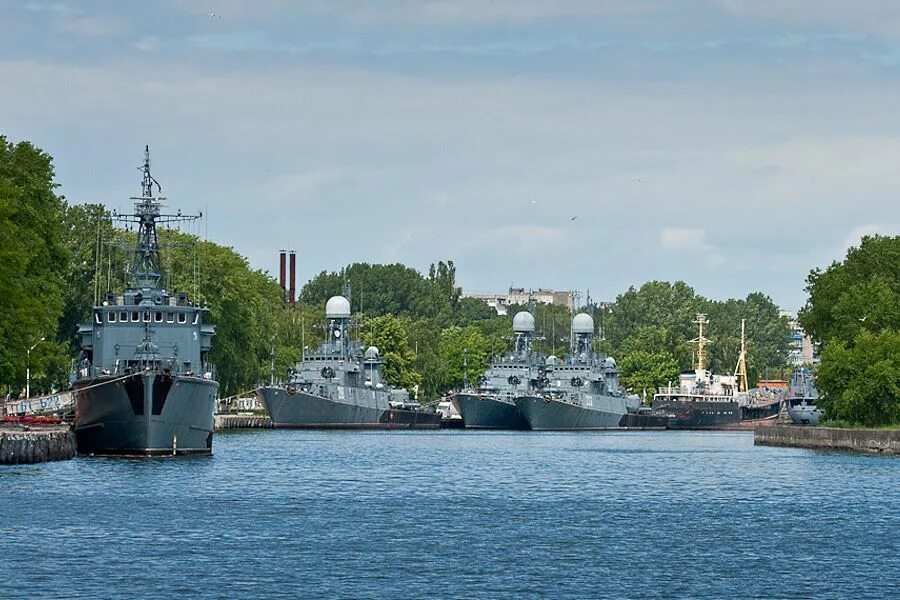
512, 311, 535, 333
325, 295, 351, 319
571, 313, 594, 334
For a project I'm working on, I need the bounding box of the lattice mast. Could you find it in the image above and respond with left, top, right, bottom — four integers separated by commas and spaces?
734, 318, 749, 393
689, 313, 712, 371
113, 145, 202, 293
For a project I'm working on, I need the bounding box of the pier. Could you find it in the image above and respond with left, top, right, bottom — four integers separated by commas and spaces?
214, 414, 273, 430
754, 424, 900, 455
0, 424, 77, 464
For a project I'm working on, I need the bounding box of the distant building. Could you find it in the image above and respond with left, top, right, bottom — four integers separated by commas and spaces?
780, 309, 818, 365
462, 287, 575, 315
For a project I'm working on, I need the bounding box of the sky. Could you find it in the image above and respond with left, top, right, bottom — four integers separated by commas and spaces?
2, 1, 900, 312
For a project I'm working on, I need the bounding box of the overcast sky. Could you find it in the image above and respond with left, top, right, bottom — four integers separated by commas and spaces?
3, 1, 899, 311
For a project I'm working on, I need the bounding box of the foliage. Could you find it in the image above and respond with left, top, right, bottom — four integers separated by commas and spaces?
604, 281, 789, 386
617, 350, 680, 399
300, 260, 460, 323
816, 329, 900, 427
358, 313, 422, 393
0, 137, 69, 395
800, 236, 900, 427
438, 326, 491, 391
800, 235, 900, 346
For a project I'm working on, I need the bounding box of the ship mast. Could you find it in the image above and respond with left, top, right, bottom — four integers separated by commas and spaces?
113, 146, 202, 299
689, 313, 711, 371
734, 318, 749, 393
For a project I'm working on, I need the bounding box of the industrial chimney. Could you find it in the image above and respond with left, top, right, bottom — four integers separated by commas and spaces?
289, 250, 297, 304
279, 250, 287, 301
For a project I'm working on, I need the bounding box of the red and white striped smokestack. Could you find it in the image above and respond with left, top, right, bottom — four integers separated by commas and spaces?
279, 250, 287, 299
289, 251, 297, 304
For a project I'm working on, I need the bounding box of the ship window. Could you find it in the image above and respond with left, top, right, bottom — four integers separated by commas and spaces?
143, 311, 151, 322
166, 312, 175, 323
120, 312, 128, 322
192, 313, 199, 325
178, 313, 187, 324
107, 312, 116, 323
94, 312, 102, 324
131, 312, 139, 322
155, 311, 163, 323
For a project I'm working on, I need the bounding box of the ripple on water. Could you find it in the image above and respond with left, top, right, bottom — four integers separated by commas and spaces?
1, 430, 899, 599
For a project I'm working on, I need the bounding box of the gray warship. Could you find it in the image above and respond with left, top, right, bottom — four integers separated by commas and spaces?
787, 368, 820, 425
451, 310, 536, 430
72, 147, 218, 455
514, 312, 638, 430
256, 296, 440, 428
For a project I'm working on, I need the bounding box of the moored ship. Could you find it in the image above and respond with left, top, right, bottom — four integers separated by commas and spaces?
257, 295, 440, 428
72, 147, 218, 455
787, 368, 820, 425
451, 310, 536, 430
514, 312, 638, 430
652, 315, 779, 429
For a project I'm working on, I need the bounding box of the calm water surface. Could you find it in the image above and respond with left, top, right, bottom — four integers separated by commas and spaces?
2, 430, 898, 599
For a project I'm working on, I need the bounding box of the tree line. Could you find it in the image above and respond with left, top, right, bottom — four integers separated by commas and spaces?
799, 235, 900, 427
1, 135, 792, 402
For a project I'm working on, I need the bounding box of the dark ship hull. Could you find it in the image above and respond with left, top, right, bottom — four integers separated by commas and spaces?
651, 398, 740, 429
452, 393, 529, 430
514, 395, 627, 431
257, 386, 441, 429
73, 373, 218, 456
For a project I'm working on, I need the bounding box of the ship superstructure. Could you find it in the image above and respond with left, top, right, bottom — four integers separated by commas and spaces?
73, 147, 218, 455
451, 310, 537, 430
256, 295, 440, 428
514, 312, 638, 430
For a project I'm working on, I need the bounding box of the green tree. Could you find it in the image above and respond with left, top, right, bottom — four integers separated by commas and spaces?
816, 329, 900, 426
617, 350, 680, 399
799, 235, 900, 345
438, 326, 491, 391
0, 137, 69, 395
359, 313, 422, 393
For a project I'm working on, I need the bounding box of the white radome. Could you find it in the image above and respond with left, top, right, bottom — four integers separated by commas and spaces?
512, 311, 535, 332
325, 295, 351, 319
571, 313, 595, 334
365, 346, 380, 359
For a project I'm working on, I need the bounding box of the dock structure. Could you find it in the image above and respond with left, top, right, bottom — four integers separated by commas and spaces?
0, 425, 77, 464
214, 414, 273, 430
755, 424, 900, 454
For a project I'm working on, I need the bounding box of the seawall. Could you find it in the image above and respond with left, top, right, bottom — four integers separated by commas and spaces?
755, 424, 900, 455
0, 425, 77, 464
215, 414, 273, 430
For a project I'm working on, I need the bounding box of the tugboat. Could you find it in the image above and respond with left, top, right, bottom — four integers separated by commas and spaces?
72, 147, 218, 455
787, 368, 820, 425
514, 312, 638, 430
451, 310, 536, 430
256, 295, 440, 428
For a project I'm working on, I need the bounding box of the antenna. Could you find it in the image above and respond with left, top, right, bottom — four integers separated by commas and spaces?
689, 313, 712, 371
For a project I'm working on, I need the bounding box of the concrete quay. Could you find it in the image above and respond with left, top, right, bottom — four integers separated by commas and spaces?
0, 425, 77, 464
214, 414, 273, 430
755, 423, 900, 455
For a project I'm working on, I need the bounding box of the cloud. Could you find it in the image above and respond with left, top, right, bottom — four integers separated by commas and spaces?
660, 228, 724, 267
133, 37, 160, 52
60, 16, 126, 37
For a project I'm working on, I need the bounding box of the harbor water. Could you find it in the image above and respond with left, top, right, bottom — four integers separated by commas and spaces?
2, 430, 898, 599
